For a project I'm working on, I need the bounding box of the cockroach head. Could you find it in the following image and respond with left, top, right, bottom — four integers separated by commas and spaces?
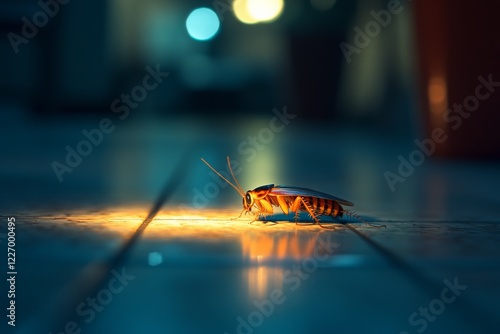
243, 191, 254, 212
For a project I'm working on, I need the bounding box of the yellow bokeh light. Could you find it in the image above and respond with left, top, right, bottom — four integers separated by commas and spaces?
233, 0, 259, 24
233, 0, 284, 25
247, 0, 284, 22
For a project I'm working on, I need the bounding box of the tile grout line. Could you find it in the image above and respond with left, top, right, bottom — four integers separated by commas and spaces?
21, 154, 190, 334
343, 223, 499, 332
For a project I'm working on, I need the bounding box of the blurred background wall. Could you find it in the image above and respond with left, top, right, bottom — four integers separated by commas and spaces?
0, 0, 417, 130
1, 0, 500, 210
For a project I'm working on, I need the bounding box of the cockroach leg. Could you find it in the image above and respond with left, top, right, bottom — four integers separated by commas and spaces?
231, 209, 246, 221
299, 197, 320, 224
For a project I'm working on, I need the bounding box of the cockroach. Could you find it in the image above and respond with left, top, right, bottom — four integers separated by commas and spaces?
201, 157, 385, 229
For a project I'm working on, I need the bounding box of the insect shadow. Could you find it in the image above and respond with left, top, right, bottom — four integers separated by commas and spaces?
257, 212, 380, 229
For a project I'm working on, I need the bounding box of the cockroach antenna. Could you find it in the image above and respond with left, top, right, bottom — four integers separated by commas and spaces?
226, 156, 245, 195
200, 158, 245, 198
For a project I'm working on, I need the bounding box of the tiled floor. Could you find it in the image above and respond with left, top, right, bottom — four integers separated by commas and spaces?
1, 116, 500, 333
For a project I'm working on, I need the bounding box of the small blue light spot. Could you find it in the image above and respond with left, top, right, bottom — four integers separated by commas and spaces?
186, 7, 220, 41
148, 252, 163, 266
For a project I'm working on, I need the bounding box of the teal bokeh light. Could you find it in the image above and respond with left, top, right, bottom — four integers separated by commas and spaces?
186, 7, 220, 41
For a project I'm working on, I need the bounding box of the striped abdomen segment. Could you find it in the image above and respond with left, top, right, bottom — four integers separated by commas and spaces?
303, 196, 344, 218
268, 195, 344, 218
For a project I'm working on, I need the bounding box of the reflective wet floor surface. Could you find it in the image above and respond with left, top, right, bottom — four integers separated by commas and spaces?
2, 119, 500, 334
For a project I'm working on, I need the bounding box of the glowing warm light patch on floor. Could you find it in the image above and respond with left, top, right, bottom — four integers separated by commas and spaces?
147, 208, 341, 240
33, 206, 147, 239
30, 206, 345, 243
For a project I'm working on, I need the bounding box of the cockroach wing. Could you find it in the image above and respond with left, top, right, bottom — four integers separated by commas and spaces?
252, 184, 275, 191
269, 186, 354, 206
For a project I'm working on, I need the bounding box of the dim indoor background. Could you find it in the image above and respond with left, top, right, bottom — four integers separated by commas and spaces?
2, 0, 500, 216
1, 0, 425, 208
1, 0, 500, 211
